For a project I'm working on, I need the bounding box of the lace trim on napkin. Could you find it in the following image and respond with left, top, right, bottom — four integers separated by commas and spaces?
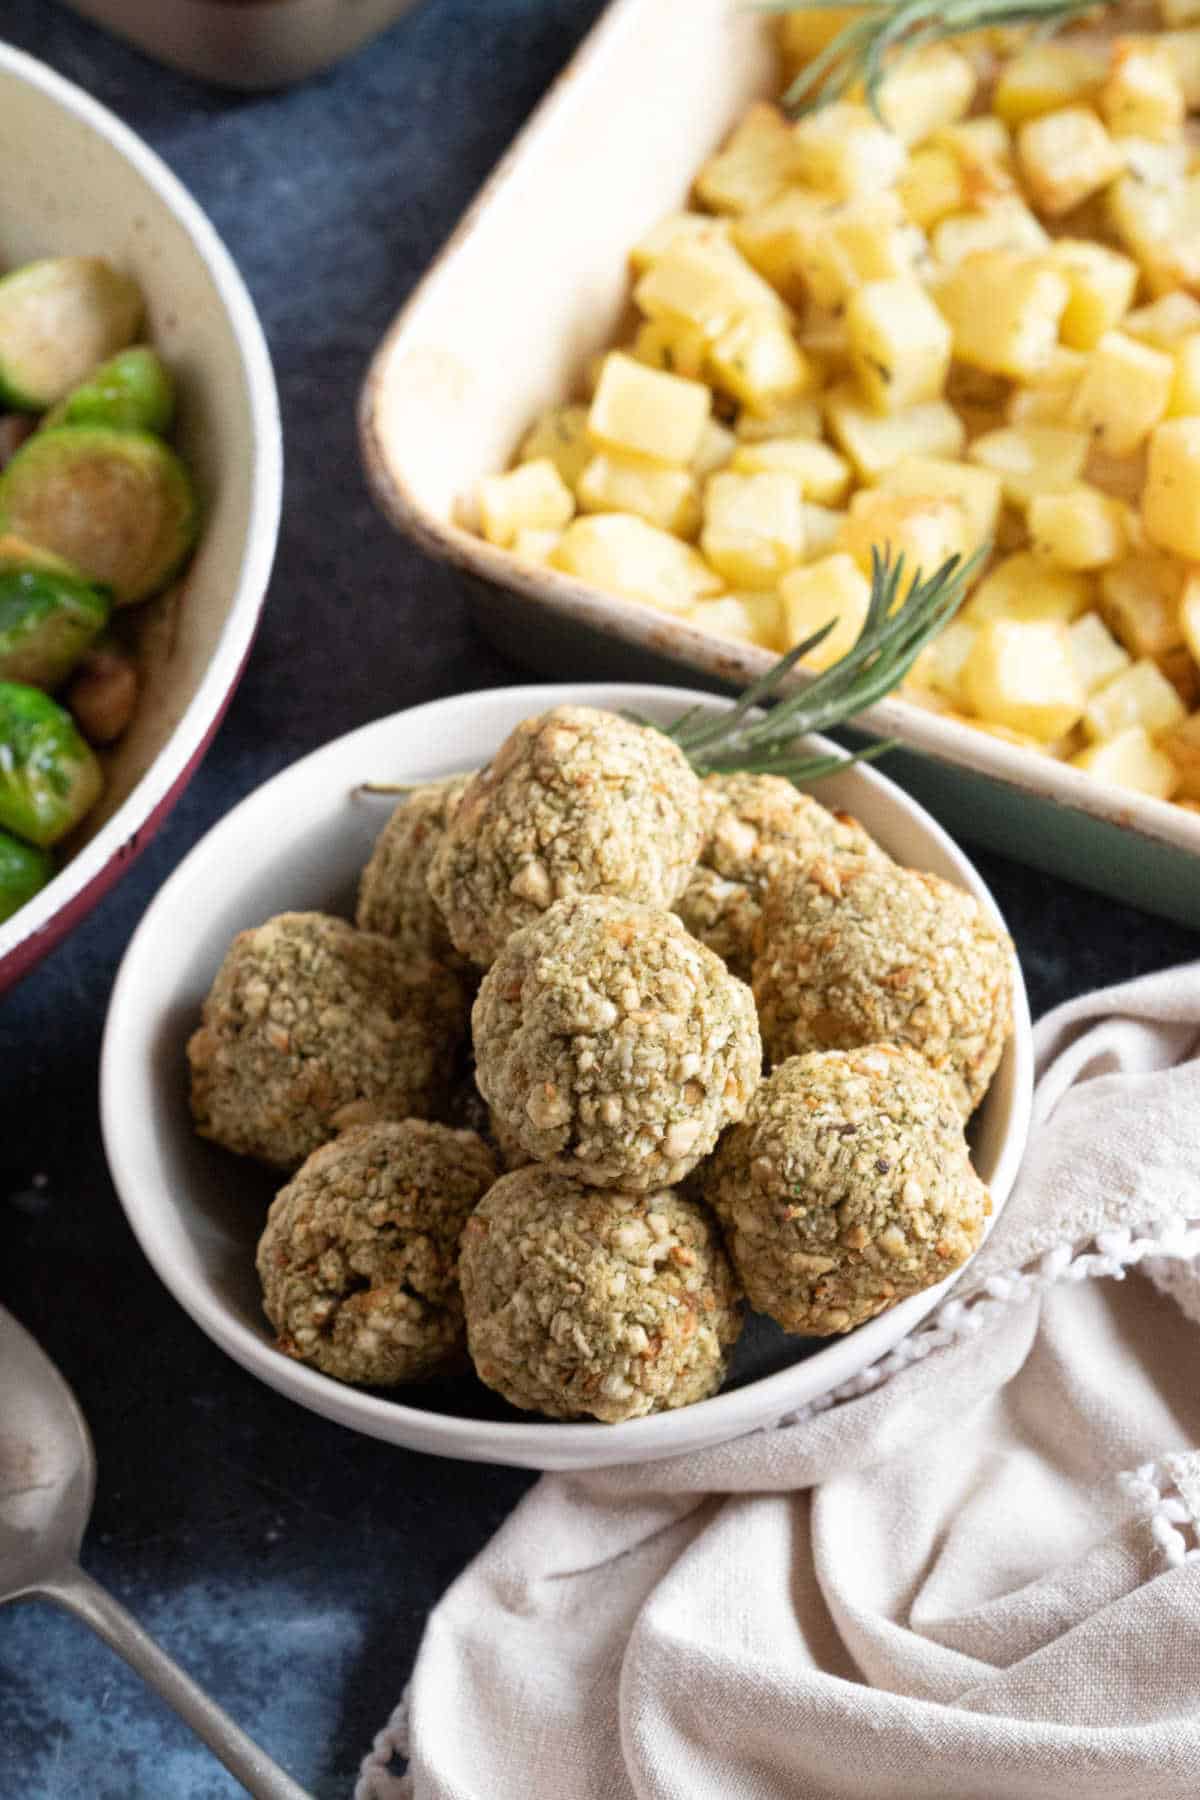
773, 1212, 1200, 1431
356, 1686, 412, 1800
1118, 1461, 1200, 1568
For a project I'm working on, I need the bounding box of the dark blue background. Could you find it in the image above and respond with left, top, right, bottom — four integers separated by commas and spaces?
1, 3, 1197, 1794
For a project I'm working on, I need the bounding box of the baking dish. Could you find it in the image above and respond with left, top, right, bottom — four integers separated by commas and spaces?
359, 0, 1200, 928
60, 0, 417, 89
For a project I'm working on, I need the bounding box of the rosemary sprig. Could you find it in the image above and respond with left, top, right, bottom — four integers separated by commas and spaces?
653, 543, 985, 783
757, 0, 1114, 119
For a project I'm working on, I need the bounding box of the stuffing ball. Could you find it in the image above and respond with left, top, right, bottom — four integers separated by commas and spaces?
473, 895, 761, 1190
188, 912, 467, 1170
427, 706, 704, 967
752, 861, 1013, 1117
676, 772, 887, 981
256, 1120, 497, 1385
706, 1045, 990, 1335
356, 775, 473, 967
459, 1165, 742, 1422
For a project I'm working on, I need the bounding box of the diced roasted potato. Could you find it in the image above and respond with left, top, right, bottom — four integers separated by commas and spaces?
577, 453, 700, 537
875, 455, 1002, 551
906, 615, 978, 705
1106, 172, 1200, 295
930, 198, 1049, 266
801, 501, 847, 557
777, 7, 863, 67
1099, 554, 1190, 661
867, 44, 977, 146
518, 405, 593, 490
1049, 240, 1139, 351
1142, 417, 1200, 557
964, 550, 1094, 625
778, 553, 871, 668
694, 103, 799, 215
707, 313, 813, 416
992, 43, 1108, 124
1181, 571, 1200, 663
688, 592, 784, 653
933, 116, 1016, 191
825, 383, 965, 479
969, 424, 1090, 509
1016, 106, 1125, 217
634, 239, 787, 342
837, 490, 970, 585
1160, 1, 1200, 31
729, 437, 852, 504
935, 251, 1069, 380
588, 353, 710, 465
1162, 27, 1200, 105
1162, 708, 1200, 798
740, 191, 919, 313
845, 277, 952, 413
510, 528, 563, 565
1068, 610, 1133, 691
479, 459, 575, 547
1167, 333, 1200, 415
1006, 357, 1086, 428
629, 316, 709, 382
1083, 656, 1188, 740
692, 419, 737, 479
701, 470, 807, 588
731, 189, 834, 306
1028, 486, 1128, 570
550, 514, 722, 611
1124, 291, 1200, 347
963, 617, 1087, 739
1071, 725, 1180, 797
1068, 332, 1174, 456
630, 213, 732, 274
791, 102, 908, 200
735, 392, 823, 442
1098, 38, 1186, 141
897, 146, 966, 229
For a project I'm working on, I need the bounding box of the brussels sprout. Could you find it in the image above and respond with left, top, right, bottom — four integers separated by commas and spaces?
0, 681, 104, 846
0, 828, 54, 923
0, 532, 89, 580
42, 346, 175, 436
0, 567, 111, 688
0, 258, 143, 411
0, 426, 198, 605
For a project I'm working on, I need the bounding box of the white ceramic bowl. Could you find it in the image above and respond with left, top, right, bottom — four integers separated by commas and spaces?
100, 683, 1034, 1471
0, 45, 282, 989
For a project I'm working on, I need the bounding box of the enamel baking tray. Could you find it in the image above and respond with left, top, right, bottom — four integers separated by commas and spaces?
359, 0, 1200, 928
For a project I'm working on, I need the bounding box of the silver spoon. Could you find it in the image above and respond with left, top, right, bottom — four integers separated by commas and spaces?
0, 1303, 311, 1799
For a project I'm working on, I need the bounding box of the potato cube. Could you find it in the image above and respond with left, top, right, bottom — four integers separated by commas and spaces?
1099, 555, 1189, 660
845, 277, 951, 413
1016, 107, 1125, 217
964, 551, 1094, 626
689, 593, 784, 653
778, 8, 862, 67
802, 502, 847, 557
963, 618, 1087, 739
838, 490, 971, 586
701, 471, 807, 588
1049, 240, 1139, 350
791, 102, 907, 200
825, 382, 965, 479
694, 103, 799, 215
1168, 334, 1200, 416
1099, 39, 1186, 141
1162, 28, 1200, 105
969, 424, 1090, 509
935, 252, 1069, 380
1006, 353, 1086, 427
576, 453, 700, 537
1083, 656, 1188, 740
1028, 486, 1128, 570
741, 191, 919, 312
510, 528, 563, 565
1143, 418, 1200, 558
1162, 709, 1200, 797
479, 459, 575, 548
708, 313, 813, 416
875, 456, 1002, 551
1070, 725, 1180, 797
588, 353, 710, 466
992, 44, 1108, 124
550, 514, 722, 612
518, 406, 593, 490
778, 554, 872, 669
692, 419, 737, 480
730, 437, 851, 504
1107, 172, 1200, 295
735, 392, 823, 442
1181, 571, 1200, 664
1124, 291, 1200, 347
906, 616, 978, 705
869, 44, 976, 146
635, 240, 786, 342
930, 198, 1049, 267
630, 213, 731, 274
1068, 332, 1174, 457
731, 189, 837, 307
1161, 0, 1200, 28
1068, 611, 1133, 693
897, 146, 966, 229
933, 116, 1016, 190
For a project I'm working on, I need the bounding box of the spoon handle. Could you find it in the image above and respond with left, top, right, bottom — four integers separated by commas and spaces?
33, 1563, 313, 1800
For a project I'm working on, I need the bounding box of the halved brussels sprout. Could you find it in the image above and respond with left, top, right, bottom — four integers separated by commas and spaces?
0, 426, 198, 605
0, 567, 111, 688
0, 532, 88, 580
42, 346, 175, 436
0, 681, 104, 847
0, 258, 143, 411
0, 828, 54, 923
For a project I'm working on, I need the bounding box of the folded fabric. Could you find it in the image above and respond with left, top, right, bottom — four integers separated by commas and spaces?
360, 967, 1200, 1800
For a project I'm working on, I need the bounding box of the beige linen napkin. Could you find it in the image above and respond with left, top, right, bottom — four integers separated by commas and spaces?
360, 967, 1200, 1800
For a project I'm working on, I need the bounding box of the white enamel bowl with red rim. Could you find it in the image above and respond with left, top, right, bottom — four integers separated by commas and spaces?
100, 683, 1034, 1471
0, 44, 282, 990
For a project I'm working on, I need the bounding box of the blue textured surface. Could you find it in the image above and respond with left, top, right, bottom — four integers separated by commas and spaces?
1, 2, 1199, 1795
